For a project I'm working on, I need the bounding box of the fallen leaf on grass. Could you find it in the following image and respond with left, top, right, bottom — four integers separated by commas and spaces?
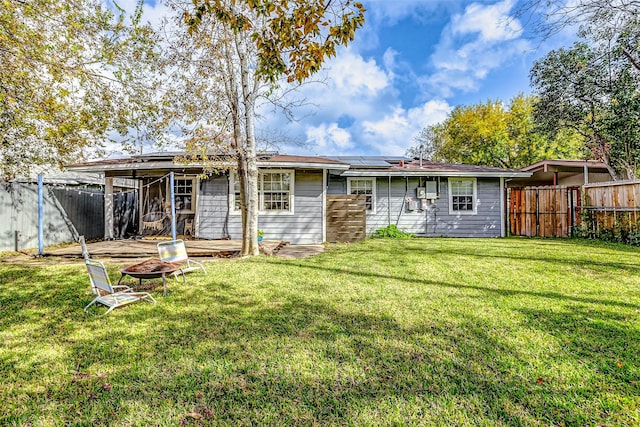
185, 412, 202, 420
537, 378, 544, 384
617, 361, 624, 368
102, 383, 112, 391
195, 392, 203, 399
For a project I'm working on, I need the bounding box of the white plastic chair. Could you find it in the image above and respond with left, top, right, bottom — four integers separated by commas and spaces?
84, 259, 156, 315
157, 239, 206, 280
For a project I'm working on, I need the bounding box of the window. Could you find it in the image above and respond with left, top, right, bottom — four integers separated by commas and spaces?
448, 178, 477, 215
261, 171, 292, 212
173, 177, 196, 213
231, 170, 294, 214
347, 178, 376, 213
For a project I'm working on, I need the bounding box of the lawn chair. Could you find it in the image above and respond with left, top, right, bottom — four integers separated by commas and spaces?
84, 259, 156, 315
157, 239, 206, 280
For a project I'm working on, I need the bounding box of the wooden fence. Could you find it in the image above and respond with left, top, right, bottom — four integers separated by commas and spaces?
508, 186, 580, 238
582, 180, 640, 236
326, 195, 366, 243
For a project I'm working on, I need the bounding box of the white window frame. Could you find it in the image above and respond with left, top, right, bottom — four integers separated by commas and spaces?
230, 170, 295, 215
448, 177, 477, 215
170, 176, 197, 214
347, 177, 376, 214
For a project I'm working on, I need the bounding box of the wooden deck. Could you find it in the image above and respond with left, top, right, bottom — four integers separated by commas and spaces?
47, 239, 284, 259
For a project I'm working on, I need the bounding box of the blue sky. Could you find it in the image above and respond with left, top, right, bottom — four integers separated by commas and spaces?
132, 0, 574, 157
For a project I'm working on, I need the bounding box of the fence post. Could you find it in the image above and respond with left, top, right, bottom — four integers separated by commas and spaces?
38, 174, 44, 256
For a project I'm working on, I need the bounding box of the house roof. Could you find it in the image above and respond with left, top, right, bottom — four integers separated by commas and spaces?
65, 152, 350, 175
521, 160, 610, 173
340, 159, 531, 178
65, 152, 531, 178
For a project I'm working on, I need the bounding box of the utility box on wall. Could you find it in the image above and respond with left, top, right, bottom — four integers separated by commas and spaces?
425, 181, 438, 199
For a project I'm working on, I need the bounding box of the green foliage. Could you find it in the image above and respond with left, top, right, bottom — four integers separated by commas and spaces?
410, 94, 585, 169
371, 224, 415, 239
0, 0, 160, 180
574, 210, 640, 246
185, 0, 366, 84
1, 239, 639, 425
531, 33, 640, 179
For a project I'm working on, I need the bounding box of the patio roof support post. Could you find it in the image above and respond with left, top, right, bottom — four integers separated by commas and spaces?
169, 172, 177, 241
104, 177, 114, 240
37, 174, 44, 256
322, 169, 327, 243
584, 164, 589, 185
138, 179, 144, 234
500, 177, 506, 237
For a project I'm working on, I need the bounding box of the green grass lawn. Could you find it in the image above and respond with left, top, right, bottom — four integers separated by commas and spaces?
1, 238, 639, 426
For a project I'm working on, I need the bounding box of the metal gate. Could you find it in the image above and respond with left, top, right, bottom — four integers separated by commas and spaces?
508, 186, 581, 238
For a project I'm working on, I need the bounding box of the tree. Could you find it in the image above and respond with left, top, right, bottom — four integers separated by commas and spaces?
181, 0, 365, 256
406, 124, 443, 162
0, 0, 158, 180
530, 40, 640, 179
517, 0, 640, 71
408, 94, 584, 169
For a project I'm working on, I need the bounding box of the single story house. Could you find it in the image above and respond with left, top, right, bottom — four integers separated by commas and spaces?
66, 153, 531, 244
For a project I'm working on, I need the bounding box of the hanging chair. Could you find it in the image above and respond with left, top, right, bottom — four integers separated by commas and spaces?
141, 178, 169, 233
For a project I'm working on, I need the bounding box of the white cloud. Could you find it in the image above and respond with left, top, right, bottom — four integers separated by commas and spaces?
425, 0, 532, 97
450, 0, 522, 42
360, 100, 452, 154
305, 123, 353, 152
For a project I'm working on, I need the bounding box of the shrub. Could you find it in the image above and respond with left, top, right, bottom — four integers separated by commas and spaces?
371, 225, 415, 239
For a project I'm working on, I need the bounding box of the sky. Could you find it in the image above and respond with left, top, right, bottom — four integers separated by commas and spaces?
126, 0, 575, 158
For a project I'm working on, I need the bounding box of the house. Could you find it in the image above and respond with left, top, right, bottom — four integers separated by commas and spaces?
507, 160, 614, 187
66, 153, 531, 244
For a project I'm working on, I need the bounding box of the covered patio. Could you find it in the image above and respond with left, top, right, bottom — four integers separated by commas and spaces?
46, 239, 285, 259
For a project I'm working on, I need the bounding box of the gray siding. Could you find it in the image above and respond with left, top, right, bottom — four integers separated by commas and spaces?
198, 175, 232, 240
327, 175, 502, 238
0, 183, 77, 251
197, 171, 324, 244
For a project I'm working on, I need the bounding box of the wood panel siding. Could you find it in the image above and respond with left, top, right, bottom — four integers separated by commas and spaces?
326, 195, 366, 243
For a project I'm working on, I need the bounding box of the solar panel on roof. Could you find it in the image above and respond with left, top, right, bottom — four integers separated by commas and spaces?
326, 156, 392, 167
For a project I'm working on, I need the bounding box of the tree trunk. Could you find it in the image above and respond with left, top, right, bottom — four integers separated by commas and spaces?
236, 32, 260, 256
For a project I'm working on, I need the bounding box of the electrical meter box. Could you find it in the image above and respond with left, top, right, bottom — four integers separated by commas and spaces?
425, 181, 438, 199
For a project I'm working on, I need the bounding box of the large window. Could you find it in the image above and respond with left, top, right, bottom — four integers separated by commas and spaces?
347, 178, 376, 213
448, 178, 477, 215
173, 177, 196, 213
231, 170, 294, 213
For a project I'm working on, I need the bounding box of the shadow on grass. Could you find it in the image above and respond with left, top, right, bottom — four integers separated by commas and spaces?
2, 239, 639, 425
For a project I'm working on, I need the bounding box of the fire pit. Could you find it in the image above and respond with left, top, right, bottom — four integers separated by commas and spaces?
118, 258, 184, 296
